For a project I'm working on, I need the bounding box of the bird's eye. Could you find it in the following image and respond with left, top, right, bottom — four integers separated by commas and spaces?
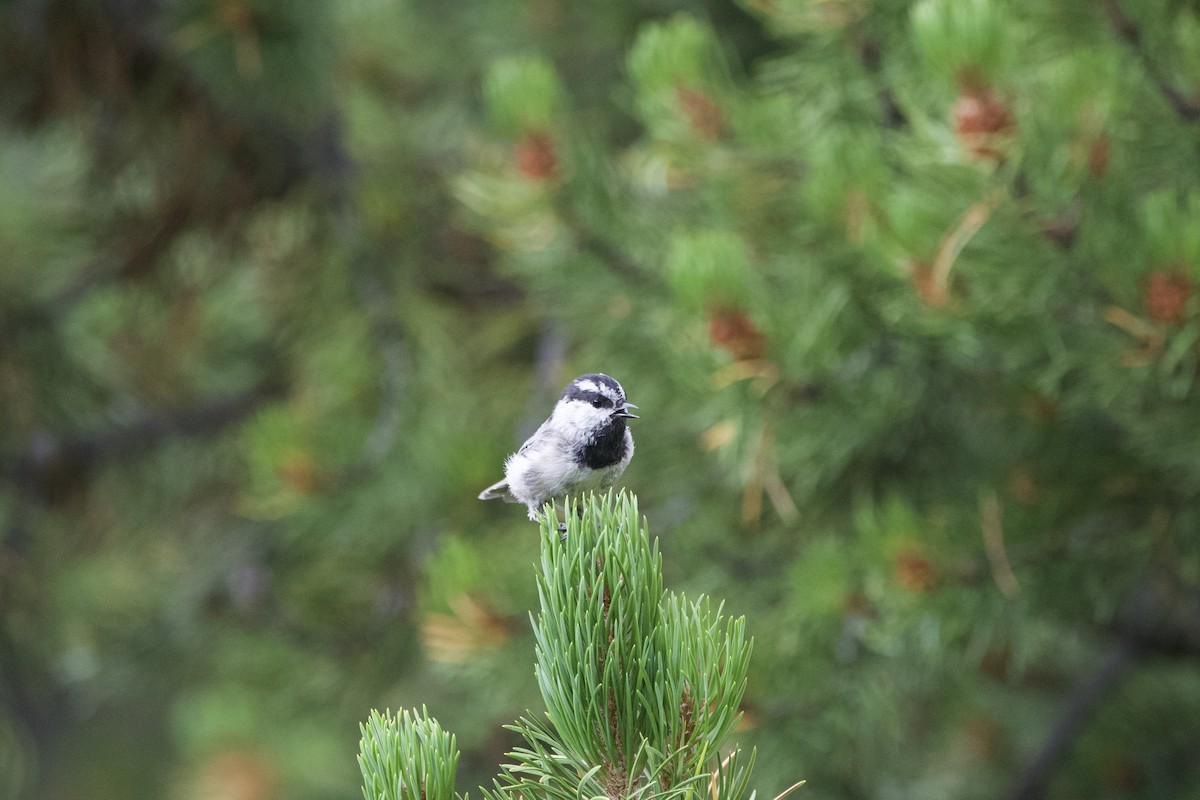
591, 398, 604, 408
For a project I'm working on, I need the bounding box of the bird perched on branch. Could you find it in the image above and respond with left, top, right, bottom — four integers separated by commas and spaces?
479, 373, 637, 521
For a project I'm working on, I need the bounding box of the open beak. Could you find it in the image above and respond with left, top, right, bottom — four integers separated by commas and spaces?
614, 402, 639, 420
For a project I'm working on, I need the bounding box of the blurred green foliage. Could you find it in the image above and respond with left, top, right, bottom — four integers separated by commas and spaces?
2, 1, 1200, 800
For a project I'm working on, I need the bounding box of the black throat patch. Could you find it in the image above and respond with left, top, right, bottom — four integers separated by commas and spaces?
577, 417, 628, 470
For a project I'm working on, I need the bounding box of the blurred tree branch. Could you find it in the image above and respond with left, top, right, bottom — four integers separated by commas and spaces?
2, 1, 411, 489
1, 0, 319, 328
1, 373, 287, 509
857, 36, 908, 129
1006, 640, 1138, 800
1008, 579, 1200, 800
1101, 0, 1200, 123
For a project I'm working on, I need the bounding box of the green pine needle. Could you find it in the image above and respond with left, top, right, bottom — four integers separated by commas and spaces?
358, 492, 758, 800
358, 708, 460, 800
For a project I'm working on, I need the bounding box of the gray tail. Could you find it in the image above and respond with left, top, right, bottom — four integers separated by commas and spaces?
478, 479, 514, 502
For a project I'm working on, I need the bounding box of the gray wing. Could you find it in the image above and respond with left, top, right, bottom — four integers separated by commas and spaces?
515, 419, 551, 455
481, 419, 555, 503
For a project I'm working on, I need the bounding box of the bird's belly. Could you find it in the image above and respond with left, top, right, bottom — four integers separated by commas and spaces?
566, 464, 620, 493
520, 462, 617, 505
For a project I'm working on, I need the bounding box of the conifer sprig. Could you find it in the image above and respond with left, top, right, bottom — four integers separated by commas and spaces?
359, 708, 460, 800
358, 492, 758, 800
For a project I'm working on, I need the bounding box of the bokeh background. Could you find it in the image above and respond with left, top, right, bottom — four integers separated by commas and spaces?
3, 1, 1200, 798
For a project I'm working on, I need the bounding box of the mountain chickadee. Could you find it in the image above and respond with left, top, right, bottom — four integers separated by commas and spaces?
479, 373, 637, 521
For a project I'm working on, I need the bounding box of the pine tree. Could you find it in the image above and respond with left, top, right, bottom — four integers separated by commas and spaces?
4, 2, 1200, 799
453, 4, 1200, 799
359, 492, 768, 800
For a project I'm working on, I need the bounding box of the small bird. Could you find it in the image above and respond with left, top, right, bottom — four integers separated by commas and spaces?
479, 373, 638, 521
